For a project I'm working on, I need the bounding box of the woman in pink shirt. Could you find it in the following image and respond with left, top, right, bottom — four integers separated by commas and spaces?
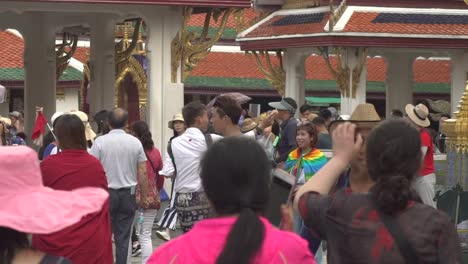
148, 137, 316, 264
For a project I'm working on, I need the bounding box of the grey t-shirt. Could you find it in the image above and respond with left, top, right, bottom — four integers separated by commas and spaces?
90, 129, 146, 189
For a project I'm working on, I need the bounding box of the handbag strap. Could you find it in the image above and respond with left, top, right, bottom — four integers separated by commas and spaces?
144, 150, 159, 187
376, 207, 419, 263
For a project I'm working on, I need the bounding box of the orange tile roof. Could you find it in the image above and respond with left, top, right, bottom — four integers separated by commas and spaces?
0, 31, 24, 68
74, 47, 89, 64
344, 12, 468, 35
189, 8, 259, 29
192, 52, 451, 84
245, 13, 329, 38
0, 30, 451, 85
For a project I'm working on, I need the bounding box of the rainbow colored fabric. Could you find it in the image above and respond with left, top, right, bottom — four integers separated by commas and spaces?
285, 148, 327, 182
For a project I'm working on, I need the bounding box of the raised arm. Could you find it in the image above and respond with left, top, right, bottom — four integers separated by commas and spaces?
294, 123, 363, 210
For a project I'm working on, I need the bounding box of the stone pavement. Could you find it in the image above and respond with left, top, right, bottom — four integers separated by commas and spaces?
130, 227, 183, 264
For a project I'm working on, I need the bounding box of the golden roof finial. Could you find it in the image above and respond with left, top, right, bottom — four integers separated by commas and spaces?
136, 20, 145, 55
122, 21, 131, 52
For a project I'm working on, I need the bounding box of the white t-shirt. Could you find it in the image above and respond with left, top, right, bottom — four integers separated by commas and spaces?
160, 128, 222, 193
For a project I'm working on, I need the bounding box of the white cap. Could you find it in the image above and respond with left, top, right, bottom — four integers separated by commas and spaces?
51, 112, 64, 126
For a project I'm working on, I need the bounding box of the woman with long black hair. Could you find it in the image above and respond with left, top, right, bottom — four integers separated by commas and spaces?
148, 137, 315, 264
131, 121, 164, 264
294, 119, 461, 263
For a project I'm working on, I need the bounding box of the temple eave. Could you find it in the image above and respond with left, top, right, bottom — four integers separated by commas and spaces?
14, 0, 252, 7
239, 36, 468, 51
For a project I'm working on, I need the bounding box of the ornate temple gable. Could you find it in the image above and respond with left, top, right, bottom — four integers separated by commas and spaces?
237, 5, 468, 50
13, 0, 251, 7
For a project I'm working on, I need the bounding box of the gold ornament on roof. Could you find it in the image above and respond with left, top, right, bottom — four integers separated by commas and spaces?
283, 0, 320, 9
171, 7, 234, 82
233, 8, 245, 33
56, 32, 78, 100
248, 50, 286, 96
114, 19, 148, 110
329, 0, 347, 32
56, 32, 78, 81
319, 47, 367, 98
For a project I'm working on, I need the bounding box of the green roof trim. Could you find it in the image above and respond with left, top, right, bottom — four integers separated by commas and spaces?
185, 76, 450, 94
187, 26, 238, 40
0, 67, 83, 82
306, 96, 341, 106
59, 67, 83, 81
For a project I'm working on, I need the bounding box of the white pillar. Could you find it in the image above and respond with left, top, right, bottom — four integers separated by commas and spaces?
450, 50, 468, 115
340, 48, 367, 115
143, 8, 184, 151
89, 14, 116, 117
284, 48, 311, 109
384, 53, 415, 117
22, 12, 57, 137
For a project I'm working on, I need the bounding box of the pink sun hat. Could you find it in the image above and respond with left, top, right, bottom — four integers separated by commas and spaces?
0, 146, 109, 234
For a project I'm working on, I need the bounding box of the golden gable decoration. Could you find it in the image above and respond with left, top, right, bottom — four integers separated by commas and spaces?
283, 0, 320, 9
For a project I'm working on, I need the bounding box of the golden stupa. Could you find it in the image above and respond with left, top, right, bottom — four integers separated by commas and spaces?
441, 78, 468, 189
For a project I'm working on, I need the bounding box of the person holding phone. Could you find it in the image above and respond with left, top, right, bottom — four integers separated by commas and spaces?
267, 98, 298, 168
294, 120, 461, 263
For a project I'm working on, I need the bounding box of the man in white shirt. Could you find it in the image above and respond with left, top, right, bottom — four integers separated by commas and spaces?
210, 96, 243, 137
90, 108, 148, 264
160, 102, 221, 232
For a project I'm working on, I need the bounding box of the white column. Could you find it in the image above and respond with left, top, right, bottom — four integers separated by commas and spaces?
144, 8, 184, 151
284, 48, 311, 109
89, 14, 116, 117
384, 53, 415, 117
340, 48, 367, 115
450, 50, 468, 115
22, 12, 57, 137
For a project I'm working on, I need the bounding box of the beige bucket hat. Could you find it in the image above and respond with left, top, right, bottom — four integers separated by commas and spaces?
405, 103, 430, 128
329, 103, 381, 132
168, 113, 185, 129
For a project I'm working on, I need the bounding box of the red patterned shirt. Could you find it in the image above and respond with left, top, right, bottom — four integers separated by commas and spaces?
298, 189, 461, 264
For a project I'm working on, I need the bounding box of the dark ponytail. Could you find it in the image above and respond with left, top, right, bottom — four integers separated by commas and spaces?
366, 119, 422, 215
216, 208, 265, 264
200, 137, 271, 264
370, 174, 414, 215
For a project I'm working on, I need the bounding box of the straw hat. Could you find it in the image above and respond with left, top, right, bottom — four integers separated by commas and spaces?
168, 113, 185, 129
0, 146, 108, 234
405, 103, 430, 127
241, 118, 258, 133
0, 116, 12, 126
307, 113, 319, 122
329, 103, 381, 132
70, 110, 97, 141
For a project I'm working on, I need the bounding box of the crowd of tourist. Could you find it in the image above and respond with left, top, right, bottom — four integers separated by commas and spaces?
0, 95, 463, 264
